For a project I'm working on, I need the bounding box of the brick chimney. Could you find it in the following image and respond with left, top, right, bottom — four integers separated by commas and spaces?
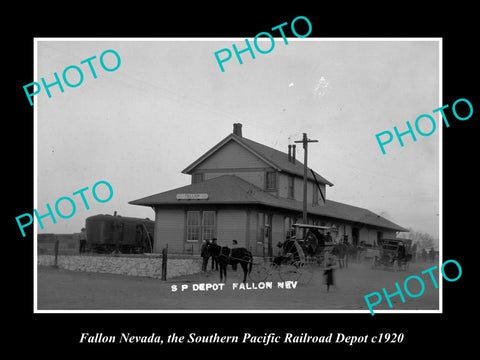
233, 123, 243, 137
292, 145, 296, 163
288, 145, 292, 161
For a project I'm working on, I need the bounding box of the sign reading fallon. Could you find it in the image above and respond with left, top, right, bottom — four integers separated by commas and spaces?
176, 193, 209, 200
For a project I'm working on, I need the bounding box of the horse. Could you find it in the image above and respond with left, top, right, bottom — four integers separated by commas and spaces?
331, 243, 348, 269
394, 252, 412, 271
217, 246, 253, 283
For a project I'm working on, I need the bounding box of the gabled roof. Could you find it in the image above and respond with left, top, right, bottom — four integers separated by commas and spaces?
182, 133, 334, 186
130, 174, 267, 206
130, 175, 406, 232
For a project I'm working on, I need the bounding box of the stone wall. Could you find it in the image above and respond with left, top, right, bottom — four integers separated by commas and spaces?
37, 254, 202, 280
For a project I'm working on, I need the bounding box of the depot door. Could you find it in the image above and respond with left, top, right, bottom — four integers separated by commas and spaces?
264, 213, 272, 258
256, 212, 273, 258
352, 227, 360, 247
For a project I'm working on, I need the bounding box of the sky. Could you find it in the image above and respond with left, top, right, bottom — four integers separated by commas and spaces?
35, 39, 440, 239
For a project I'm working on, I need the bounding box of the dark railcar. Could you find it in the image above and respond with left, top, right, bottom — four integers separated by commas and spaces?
85, 214, 155, 253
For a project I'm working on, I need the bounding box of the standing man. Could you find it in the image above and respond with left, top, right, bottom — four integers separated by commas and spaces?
411, 242, 418, 262
79, 228, 87, 254
209, 238, 221, 271
200, 239, 210, 271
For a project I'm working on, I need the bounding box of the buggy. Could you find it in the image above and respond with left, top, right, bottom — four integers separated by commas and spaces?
248, 224, 341, 284
291, 223, 337, 264
374, 238, 412, 271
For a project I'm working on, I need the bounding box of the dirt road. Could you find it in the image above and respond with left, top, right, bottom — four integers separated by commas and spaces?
37, 261, 440, 312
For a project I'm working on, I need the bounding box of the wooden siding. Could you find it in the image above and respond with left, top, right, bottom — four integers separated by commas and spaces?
355, 227, 397, 246
246, 208, 257, 252
154, 208, 185, 253
153, 206, 400, 255
216, 209, 247, 247
195, 140, 267, 170
278, 173, 326, 206
204, 170, 267, 190
277, 173, 291, 199
383, 230, 397, 239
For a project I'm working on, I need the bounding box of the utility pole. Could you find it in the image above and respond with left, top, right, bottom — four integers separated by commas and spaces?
294, 133, 318, 228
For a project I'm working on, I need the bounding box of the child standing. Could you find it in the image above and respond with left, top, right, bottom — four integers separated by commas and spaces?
324, 254, 336, 292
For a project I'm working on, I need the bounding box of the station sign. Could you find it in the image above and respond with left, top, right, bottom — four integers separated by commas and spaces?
176, 193, 209, 200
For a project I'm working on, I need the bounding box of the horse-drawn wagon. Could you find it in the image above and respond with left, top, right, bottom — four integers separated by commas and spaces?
292, 223, 338, 264
373, 238, 412, 271
215, 223, 349, 285
247, 223, 341, 284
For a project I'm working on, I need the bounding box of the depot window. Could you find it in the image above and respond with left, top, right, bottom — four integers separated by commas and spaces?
288, 175, 294, 198
192, 173, 204, 184
265, 171, 277, 190
186, 211, 216, 242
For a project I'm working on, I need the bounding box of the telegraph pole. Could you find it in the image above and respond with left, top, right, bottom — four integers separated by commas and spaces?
294, 133, 318, 226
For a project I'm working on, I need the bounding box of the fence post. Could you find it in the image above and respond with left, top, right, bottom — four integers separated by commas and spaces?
161, 244, 168, 280
53, 238, 59, 268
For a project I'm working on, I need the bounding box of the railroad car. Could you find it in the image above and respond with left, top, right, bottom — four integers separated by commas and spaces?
85, 213, 154, 253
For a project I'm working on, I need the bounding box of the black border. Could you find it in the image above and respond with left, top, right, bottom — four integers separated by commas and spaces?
8, 5, 477, 354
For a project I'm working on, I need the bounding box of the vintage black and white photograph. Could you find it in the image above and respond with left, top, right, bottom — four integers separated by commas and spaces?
33, 38, 441, 313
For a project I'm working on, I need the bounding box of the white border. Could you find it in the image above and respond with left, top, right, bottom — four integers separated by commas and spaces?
33, 38, 39, 313
33, 37, 443, 314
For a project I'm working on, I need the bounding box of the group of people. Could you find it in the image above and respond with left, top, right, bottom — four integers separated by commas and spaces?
201, 238, 240, 272
203, 237, 337, 292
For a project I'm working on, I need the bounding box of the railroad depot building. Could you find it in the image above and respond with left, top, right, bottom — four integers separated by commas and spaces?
130, 124, 406, 256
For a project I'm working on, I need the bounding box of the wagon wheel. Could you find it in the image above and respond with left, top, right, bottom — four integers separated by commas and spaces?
279, 261, 314, 285
296, 261, 314, 285
278, 264, 299, 282
248, 263, 270, 283
306, 256, 321, 266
